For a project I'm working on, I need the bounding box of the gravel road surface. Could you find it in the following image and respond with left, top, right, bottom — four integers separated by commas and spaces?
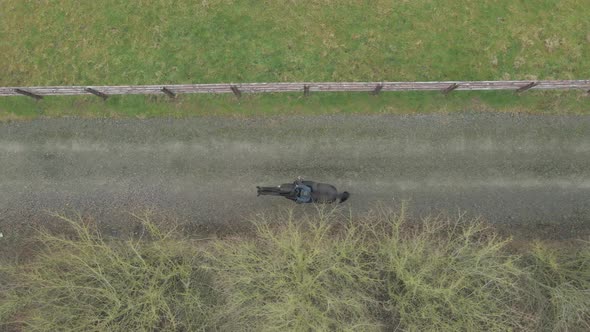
1, 113, 589, 238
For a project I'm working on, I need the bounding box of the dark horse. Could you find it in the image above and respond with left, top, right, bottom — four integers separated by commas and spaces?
257, 178, 350, 204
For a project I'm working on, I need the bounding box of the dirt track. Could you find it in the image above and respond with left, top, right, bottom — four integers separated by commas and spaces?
1, 113, 589, 238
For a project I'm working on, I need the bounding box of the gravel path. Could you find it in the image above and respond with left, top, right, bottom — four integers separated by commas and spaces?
1, 113, 589, 238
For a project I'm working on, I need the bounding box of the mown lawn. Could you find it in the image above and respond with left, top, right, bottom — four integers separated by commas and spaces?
1, 0, 589, 118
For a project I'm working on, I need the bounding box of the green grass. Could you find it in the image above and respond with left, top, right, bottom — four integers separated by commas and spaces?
1, 90, 588, 121
2, 208, 589, 331
1, 0, 589, 118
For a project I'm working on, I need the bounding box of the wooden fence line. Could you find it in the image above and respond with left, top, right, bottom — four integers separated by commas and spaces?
1, 80, 589, 100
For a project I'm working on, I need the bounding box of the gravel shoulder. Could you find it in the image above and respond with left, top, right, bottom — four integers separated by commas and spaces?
1, 113, 589, 240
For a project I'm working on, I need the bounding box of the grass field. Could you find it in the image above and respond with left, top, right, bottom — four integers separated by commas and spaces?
1, 0, 589, 118
1, 208, 589, 331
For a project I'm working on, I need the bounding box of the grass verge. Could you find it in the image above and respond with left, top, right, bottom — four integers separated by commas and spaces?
1, 208, 589, 330
1, 90, 588, 122
1, 0, 589, 118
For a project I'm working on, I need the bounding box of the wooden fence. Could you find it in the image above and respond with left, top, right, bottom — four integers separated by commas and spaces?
1, 80, 589, 100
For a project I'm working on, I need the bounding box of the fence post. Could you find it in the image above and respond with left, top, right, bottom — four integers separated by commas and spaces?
85, 88, 108, 100
304, 85, 310, 97
14, 88, 43, 100
516, 82, 537, 93
371, 84, 383, 95
442, 83, 459, 95
230, 85, 241, 98
161, 87, 176, 98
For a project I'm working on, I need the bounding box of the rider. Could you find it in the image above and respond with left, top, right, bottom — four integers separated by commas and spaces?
256, 177, 350, 204
292, 176, 312, 204
288, 176, 350, 204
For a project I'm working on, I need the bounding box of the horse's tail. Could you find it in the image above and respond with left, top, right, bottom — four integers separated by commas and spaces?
338, 191, 350, 203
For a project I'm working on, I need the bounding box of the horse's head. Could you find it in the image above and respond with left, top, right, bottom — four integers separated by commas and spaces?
338, 191, 350, 203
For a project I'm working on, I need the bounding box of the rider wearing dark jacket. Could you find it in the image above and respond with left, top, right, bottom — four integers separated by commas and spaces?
291, 179, 313, 203
287, 177, 350, 204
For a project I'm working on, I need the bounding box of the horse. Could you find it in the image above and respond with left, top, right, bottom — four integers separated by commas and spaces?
257, 179, 350, 204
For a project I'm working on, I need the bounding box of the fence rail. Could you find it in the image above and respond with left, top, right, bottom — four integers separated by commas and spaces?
1, 80, 590, 100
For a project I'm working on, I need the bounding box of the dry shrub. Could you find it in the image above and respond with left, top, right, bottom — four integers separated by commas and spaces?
524, 240, 590, 331
0, 214, 218, 332
208, 207, 382, 331
2, 207, 589, 331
